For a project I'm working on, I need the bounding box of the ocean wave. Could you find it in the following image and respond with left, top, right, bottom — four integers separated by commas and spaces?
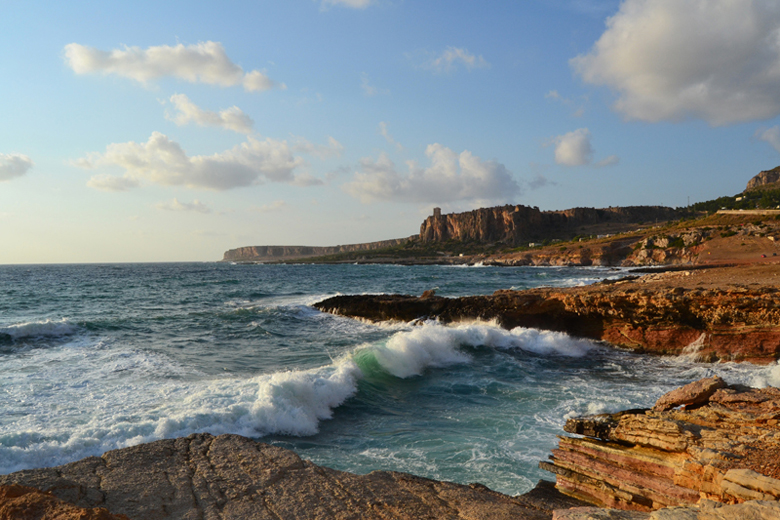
0, 318, 78, 341
0, 321, 597, 473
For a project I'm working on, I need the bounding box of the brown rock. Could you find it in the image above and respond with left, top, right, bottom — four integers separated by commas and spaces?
0, 484, 131, 520
652, 377, 727, 412
0, 433, 552, 520
542, 382, 780, 512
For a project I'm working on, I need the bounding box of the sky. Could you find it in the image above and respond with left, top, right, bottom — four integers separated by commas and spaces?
4, 0, 780, 263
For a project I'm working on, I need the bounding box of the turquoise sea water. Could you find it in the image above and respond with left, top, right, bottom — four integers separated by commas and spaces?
1, 263, 778, 495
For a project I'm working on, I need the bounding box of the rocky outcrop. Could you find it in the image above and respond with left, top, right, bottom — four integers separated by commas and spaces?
223, 237, 414, 262
0, 484, 131, 520
314, 265, 780, 363
0, 433, 572, 520
419, 206, 681, 246
541, 378, 780, 513
553, 500, 780, 520
746, 166, 780, 191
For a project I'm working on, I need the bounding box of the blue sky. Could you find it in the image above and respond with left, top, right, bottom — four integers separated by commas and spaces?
3, 0, 780, 263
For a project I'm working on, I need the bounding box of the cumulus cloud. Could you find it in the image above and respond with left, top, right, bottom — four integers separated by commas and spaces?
415, 47, 490, 73
321, 0, 372, 9
553, 128, 593, 166
343, 144, 520, 204
551, 128, 618, 168
757, 126, 780, 153
572, 0, 780, 125
379, 122, 403, 152
156, 198, 212, 213
64, 41, 284, 92
167, 94, 253, 134
0, 153, 33, 181
78, 132, 312, 191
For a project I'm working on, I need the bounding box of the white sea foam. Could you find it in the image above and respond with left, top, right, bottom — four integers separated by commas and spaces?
0, 318, 78, 340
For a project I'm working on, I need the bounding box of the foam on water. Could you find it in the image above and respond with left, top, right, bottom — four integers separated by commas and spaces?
0, 318, 78, 341
0, 320, 600, 474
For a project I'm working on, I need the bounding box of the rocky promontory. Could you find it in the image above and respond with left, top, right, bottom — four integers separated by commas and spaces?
314, 264, 780, 363
223, 237, 413, 263
542, 377, 780, 516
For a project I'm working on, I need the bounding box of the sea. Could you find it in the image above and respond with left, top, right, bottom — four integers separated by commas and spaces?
1, 262, 779, 496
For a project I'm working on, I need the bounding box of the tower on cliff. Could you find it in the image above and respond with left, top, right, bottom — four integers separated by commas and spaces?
433, 207, 442, 218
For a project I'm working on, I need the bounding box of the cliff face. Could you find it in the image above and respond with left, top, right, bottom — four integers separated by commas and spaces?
543, 377, 780, 512
419, 205, 681, 246
223, 237, 414, 262
746, 166, 780, 191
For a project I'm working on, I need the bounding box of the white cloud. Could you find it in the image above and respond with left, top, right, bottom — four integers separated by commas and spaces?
553, 128, 593, 166
321, 0, 372, 9
0, 153, 33, 181
379, 122, 403, 152
78, 132, 309, 191
551, 128, 618, 168
415, 47, 490, 73
64, 41, 284, 92
167, 94, 254, 134
758, 126, 780, 153
572, 0, 780, 125
343, 143, 520, 204
156, 198, 212, 214
252, 200, 287, 212
291, 135, 344, 159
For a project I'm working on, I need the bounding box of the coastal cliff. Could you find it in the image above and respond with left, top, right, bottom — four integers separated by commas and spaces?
314, 264, 780, 363
222, 237, 414, 262
419, 205, 681, 246
746, 166, 780, 191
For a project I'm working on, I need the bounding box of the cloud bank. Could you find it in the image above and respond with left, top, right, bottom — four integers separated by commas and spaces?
64, 41, 284, 92
344, 144, 519, 204
552, 128, 618, 168
167, 94, 254, 134
0, 153, 33, 181
572, 0, 780, 125
79, 132, 320, 191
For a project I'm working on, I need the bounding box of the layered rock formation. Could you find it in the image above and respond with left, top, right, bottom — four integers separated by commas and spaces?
746, 166, 780, 191
419, 205, 681, 246
0, 433, 570, 520
541, 377, 780, 514
0, 484, 131, 520
222, 237, 413, 262
314, 264, 780, 363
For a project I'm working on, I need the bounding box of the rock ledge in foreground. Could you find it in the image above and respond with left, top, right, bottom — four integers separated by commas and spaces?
0, 433, 563, 520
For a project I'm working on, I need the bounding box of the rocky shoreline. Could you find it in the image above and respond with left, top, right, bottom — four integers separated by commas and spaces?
4, 377, 780, 519
314, 263, 780, 363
